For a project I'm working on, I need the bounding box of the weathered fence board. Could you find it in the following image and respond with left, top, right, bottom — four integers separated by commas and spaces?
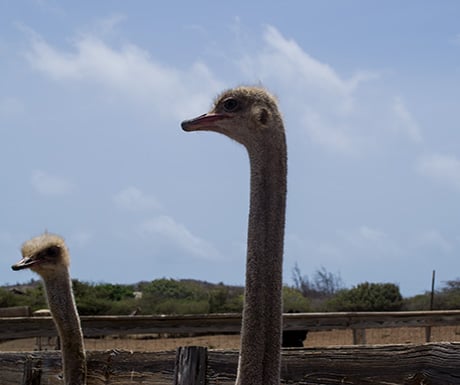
0, 306, 31, 318
2, 310, 460, 340
1, 343, 460, 385
174, 346, 207, 385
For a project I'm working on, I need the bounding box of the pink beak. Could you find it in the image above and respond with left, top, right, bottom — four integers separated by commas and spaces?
181, 113, 231, 132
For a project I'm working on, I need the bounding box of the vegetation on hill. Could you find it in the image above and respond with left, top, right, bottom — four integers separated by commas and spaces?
1, 265, 458, 315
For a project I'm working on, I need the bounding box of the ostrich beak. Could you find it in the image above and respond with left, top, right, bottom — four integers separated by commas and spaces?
181, 113, 231, 132
12, 256, 38, 271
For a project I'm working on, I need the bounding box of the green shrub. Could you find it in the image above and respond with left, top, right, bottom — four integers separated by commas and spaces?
0, 287, 19, 308
153, 299, 210, 315
327, 282, 403, 311
209, 285, 244, 313
403, 293, 431, 311
283, 287, 310, 312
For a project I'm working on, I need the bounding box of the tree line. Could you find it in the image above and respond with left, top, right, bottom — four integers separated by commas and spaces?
0, 266, 458, 315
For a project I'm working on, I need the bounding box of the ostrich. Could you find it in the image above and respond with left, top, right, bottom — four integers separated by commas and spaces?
12, 233, 86, 385
182, 86, 287, 385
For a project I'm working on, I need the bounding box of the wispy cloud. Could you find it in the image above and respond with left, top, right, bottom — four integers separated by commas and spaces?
238, 26, 362, 153
113, 186, 161, 211
239, 26, 362, 111
138, 215, 221, 260
301, 110, 354, 154
23, 28, 224, 120
417, 153, 460, 190
31, 170, 74, 196
391, 97, 422, 143
238, 26, 423, 155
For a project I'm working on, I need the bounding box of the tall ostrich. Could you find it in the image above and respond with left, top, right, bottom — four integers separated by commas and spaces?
12, 233, 86, 385
182, 86, 287, 385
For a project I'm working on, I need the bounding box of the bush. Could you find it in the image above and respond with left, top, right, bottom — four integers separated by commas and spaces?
209, 285, 243, 313
140, 279, 207, 302
72, 280, 136, 315
154, 299, 210, 315
0, 287, 20, 308
403, 293, 431, 311
432, 280, 460, 310
283, 287, 310, 312
327, 282, 403, 311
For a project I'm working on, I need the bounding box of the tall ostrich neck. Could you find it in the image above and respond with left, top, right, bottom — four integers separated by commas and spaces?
237, 135, 287, 385
43, 269, 86, 385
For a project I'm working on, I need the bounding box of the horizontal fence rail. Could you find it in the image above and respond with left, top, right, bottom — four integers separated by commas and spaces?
3, 311, 460, 384
2, 343, 460, 385
1, 310, 460, 340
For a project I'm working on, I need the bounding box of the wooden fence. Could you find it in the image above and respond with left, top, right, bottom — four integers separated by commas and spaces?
2, 310, 460, 343
2, 343, 460, 384
2, 310, 460, 384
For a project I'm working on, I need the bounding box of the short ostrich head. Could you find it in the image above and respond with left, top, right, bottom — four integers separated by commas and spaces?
12, 233, 70, 278
181, 86, 284, 149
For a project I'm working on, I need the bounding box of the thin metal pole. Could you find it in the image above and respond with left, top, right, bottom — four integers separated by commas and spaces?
430, 270, 436, 310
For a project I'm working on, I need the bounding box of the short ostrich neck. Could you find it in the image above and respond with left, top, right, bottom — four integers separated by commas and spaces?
237, 136, 287, 385
43, 269, 86, 385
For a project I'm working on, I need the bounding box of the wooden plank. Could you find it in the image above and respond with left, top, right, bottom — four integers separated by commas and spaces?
173, 346, 207, 385
0, 350, 177, 385
1, 343, 460, 385
352, 328, 366, 345
0, 306, 31, 318
2, 310, 460, 340
206, 343, 460, 385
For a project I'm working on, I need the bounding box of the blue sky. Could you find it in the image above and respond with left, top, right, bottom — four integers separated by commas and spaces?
1, 1, 459, 296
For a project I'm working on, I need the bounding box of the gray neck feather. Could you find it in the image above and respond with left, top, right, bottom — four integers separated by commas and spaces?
236, 132, 287, 385
43, 268, 86, 385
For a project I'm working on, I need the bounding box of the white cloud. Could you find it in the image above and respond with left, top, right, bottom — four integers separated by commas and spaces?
302, 109, 354, 154
22, 24, 423, 156
417, 154, 460, 190
239, 26, 427, 155
23, 29, 224, 120
139, 215, 221, 260
31, 170, 74, 196
239, 26, 359, 110
391, 97, 422, 143
113, 187, 161, 211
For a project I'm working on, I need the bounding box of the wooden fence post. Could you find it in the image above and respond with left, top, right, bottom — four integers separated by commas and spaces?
21, 355, 41, 385
352, 328, 367, 345
425, 326, 432, 342
173, 346, 207, 385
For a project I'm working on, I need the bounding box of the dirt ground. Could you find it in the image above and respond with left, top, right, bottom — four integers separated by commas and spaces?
2, 325, 460, 352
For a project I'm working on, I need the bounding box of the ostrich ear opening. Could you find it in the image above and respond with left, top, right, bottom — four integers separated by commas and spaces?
255, 107, 269, 127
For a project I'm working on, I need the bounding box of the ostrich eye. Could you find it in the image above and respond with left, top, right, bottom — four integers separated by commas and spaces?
222, 98, 239, 112
45, 246, 60, 258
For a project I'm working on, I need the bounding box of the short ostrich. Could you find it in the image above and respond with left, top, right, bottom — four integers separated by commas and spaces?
182, 86, 287, 385
12, 233, 86, 385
